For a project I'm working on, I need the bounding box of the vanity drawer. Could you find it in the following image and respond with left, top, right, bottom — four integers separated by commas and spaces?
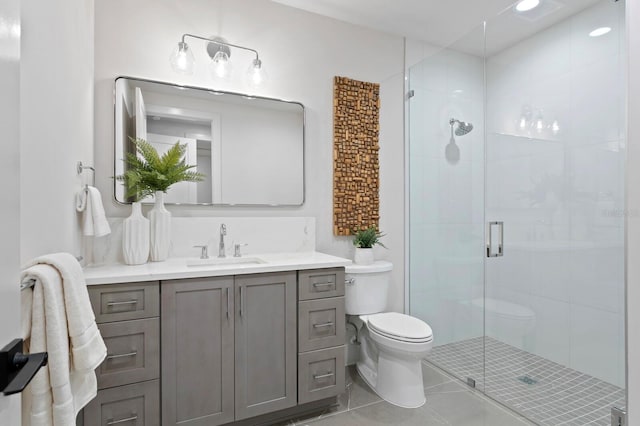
97, 318, 160, 390
89, 282, 159, 323
298, 297, 346, 352
298, 268, 345, 300
298, 346, 345, 404
82, 380, 159, 426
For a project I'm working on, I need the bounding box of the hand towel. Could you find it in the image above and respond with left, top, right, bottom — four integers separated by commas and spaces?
76, 186, 111, 237
21, 253, 107, 426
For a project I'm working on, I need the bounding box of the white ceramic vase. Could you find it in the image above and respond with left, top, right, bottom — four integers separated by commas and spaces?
149, 191, 171, 261
354, 248, 374, 265
122, 202, 149, 265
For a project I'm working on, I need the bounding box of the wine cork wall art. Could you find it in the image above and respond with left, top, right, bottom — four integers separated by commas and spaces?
333, 76, 380, 236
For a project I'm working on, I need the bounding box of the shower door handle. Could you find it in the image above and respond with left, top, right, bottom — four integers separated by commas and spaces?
487, 221, 504, 258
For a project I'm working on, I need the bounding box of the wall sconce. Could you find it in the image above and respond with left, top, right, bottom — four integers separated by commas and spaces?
169, 33, 268, 88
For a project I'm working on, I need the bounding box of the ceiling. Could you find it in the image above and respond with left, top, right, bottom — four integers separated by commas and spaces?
271, 0, 604, 56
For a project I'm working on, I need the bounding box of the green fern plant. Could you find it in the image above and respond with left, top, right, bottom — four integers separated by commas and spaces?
352, 226, 386, 249
116, 137, 205, 201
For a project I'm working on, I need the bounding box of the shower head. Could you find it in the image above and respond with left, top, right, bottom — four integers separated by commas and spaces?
449, 118, 474, 136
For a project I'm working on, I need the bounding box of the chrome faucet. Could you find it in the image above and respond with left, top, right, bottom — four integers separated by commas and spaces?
218, 224, 227, 258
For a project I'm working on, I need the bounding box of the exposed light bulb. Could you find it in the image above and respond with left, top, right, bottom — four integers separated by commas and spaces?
551, 120, 560, 134
536, 118, 544, 132
246, 58, 268, 88
210, 50, 232, 79
519, 117, 527, 130
169, 42, 195, 75
589, 27, 612, 37
515, 0, 540, 12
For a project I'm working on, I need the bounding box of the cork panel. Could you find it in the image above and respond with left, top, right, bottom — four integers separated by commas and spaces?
333, 76, 380, 236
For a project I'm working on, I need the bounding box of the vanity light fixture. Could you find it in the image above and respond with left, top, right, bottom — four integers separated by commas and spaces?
169, 33, 268, 87
515, 0, 540, 12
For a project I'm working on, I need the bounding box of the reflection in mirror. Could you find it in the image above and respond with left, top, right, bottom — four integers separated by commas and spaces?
114, 77, 305, 206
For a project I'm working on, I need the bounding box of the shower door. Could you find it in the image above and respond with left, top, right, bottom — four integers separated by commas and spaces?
482, 1, 626, 424
409, 1, 626, 424
408, 22, 487, 392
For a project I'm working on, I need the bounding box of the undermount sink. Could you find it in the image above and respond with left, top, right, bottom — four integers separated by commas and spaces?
186, 257, 267, 267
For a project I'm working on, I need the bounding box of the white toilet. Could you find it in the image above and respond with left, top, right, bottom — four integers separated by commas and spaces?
345, 261, 433, 408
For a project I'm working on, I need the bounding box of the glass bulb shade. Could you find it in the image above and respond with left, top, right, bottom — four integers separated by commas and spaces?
519, 117, 527, 129
210, 50, 232, 79
246, 58, 268, 88
169, 42, 195, 75
515, 0, 540, 12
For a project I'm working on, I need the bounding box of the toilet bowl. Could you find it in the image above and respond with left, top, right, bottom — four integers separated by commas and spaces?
346, 262, 434, 408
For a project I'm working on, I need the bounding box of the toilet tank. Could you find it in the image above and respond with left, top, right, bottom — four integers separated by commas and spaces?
345, 261, 393, 315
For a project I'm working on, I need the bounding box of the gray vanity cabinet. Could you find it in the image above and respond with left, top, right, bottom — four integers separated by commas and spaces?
161, 277, 235, 426
234, 272, 297, 420
162, 272, 297, 425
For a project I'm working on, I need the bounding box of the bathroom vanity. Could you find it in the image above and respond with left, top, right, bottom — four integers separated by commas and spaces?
77, 253, 349, 426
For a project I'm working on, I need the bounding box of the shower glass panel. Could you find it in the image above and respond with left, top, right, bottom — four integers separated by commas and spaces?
484, 1, 626, 424
408, 23, 486, 391
409, 1, 626, 424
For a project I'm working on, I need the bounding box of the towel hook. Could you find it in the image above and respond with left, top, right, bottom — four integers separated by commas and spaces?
77, 161, 95, 188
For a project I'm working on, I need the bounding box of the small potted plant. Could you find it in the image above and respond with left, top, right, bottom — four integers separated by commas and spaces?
117, 137, 204, 262
352, 226, 386, 265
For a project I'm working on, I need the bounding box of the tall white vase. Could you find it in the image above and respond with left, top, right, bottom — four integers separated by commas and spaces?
149, 191, 171, 261
122, 202, 149, 265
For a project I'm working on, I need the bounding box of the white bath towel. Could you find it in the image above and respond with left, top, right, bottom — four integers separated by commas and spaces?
76, 186, 111, 237
21, 253, 107, 426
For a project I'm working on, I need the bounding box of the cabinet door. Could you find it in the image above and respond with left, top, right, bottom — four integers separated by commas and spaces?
235, 272, 297, 420
162, 277, 234, 426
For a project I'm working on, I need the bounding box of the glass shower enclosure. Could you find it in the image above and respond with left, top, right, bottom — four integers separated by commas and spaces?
408, 1, 626, 425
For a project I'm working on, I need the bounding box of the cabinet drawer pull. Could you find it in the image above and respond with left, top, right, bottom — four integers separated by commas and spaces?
313, 322, 335, 328
107, 300, 139, 307
312, 282, 334, 291
313, 372, 335, 380
107, 415, 138, 425
106, 351, 138, 360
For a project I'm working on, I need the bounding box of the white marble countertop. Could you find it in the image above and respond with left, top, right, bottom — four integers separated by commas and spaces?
83, 251, 352, 285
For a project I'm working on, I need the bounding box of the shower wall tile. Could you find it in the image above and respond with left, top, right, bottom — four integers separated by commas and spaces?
570, 58, 624, 146
528, 296, 571, 367
570, 245, 624, 312
570, 304, 624, 386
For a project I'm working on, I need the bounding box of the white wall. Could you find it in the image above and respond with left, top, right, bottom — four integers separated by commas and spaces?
20, 0, 95, 263
626, 0, 640, 421
94, 0, 406, 312
484, 1, 625, 387
0, 0, 21, 421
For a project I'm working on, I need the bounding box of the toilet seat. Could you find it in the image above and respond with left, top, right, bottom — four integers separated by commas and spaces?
365, 312, 433, 343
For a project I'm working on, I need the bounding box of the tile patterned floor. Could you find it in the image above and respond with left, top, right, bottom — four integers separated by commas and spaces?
427, 337, 626, 426
272, 362, 533, 426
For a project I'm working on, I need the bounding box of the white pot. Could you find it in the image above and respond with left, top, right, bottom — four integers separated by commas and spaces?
354, 248, 374, 265
149, 191, 171, 261
122, 202, 149, 265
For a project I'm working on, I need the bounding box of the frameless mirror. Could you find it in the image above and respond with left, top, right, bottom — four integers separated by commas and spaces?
114, 77, 305, 206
